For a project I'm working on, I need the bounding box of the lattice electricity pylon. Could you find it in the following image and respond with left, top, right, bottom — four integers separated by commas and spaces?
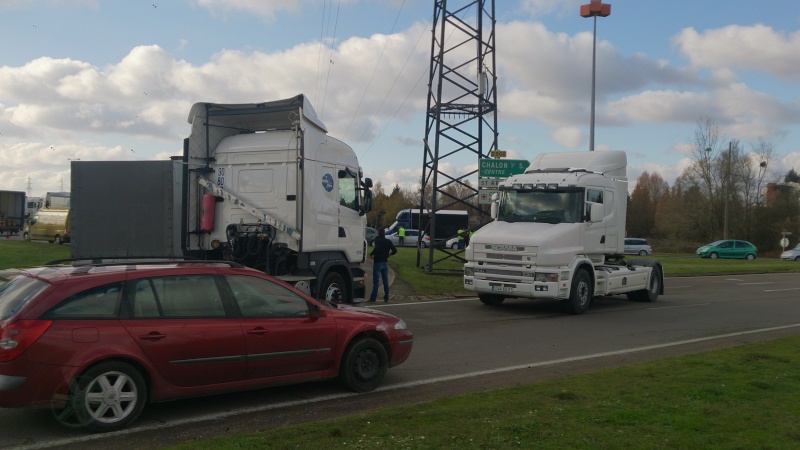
418, 0, 498, 272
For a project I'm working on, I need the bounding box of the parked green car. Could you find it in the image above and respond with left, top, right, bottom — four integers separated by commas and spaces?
696, 240, 757, 260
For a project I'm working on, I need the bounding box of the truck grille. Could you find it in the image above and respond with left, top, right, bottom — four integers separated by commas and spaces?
485, 253, 525, 261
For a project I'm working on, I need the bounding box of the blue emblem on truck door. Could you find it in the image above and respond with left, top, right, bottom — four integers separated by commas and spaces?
322, 173, 334, 192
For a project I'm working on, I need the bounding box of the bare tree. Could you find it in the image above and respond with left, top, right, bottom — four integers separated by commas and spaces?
684, 116, 723, 236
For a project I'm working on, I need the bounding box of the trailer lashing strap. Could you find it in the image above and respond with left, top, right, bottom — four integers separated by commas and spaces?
198, 178, 302, 241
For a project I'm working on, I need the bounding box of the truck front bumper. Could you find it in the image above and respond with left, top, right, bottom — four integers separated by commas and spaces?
464, 276, 567, 300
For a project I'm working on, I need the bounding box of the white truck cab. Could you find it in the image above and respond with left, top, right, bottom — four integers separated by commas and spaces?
464, 151, 663, 314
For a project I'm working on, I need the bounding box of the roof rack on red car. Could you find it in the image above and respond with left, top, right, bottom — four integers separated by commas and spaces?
44, 257, 246, 269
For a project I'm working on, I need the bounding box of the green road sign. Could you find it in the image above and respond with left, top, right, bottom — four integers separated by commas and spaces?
478, 159, 530, 178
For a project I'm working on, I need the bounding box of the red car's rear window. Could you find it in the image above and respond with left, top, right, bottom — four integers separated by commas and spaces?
0, 272, 49, 321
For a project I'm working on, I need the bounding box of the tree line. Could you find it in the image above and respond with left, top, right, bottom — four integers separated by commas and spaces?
627, 117, 800, 254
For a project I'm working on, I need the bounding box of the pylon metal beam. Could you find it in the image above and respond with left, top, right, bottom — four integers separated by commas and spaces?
419, 0, 498, 272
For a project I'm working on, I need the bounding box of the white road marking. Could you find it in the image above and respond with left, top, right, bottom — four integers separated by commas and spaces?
738, 282, 773, 285
764, 287, 800, 292
22, 322, 800, 450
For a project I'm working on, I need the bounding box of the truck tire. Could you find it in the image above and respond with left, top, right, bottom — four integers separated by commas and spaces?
626, 259, 662, 302
339, 337, 387, 393
479, 294, 505, 306
318, 272, 347, 303
562, 268, 592, 314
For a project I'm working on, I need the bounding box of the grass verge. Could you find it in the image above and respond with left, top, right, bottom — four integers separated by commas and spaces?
177, 335, 800, 449
0, 240, 70, 269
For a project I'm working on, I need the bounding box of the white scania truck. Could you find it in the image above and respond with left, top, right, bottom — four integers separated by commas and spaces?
72, 95, 373, 303
463, 150, 663, 314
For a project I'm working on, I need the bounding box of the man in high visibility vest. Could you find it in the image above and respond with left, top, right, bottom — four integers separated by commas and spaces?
398, 226, 405, 246
457, 228, 466, 249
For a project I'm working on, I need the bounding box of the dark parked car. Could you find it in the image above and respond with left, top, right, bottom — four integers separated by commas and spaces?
696, 240, 757, 260
0, 261, 413, 431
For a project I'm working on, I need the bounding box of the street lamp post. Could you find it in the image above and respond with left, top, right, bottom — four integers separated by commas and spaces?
580, 0, 611, 151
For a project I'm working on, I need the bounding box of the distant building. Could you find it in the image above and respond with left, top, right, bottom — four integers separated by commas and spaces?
765, 182, 800, 206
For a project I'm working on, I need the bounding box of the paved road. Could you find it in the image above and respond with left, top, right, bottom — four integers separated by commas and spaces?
3, 272, 800, 449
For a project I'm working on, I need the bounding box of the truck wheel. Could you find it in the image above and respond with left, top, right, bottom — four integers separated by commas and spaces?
339, 337, 387, 393
63, 361, 147, 431
318, 272, 347, 303
626, 261, 662, 302
562, 268, 592, 314
479, 294, 505, 306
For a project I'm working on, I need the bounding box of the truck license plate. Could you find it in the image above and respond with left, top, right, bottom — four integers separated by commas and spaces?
491, 285, 514, 292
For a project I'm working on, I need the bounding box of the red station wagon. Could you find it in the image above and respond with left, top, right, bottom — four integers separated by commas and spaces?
0, 261, 413, 431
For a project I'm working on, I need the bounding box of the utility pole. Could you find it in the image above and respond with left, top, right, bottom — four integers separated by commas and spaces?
724, 141, 732, 240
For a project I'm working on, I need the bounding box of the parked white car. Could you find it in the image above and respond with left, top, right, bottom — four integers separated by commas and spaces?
781, 244, 800, 261
624, 238, 652, 256
377, 229, 431, 248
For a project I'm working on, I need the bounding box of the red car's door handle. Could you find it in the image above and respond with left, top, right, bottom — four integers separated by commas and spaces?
246, 327, 269, 335
139, 331, 167, 341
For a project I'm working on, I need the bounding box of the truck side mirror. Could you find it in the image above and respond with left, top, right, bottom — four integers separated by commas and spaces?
490, 192, 499, 219
363, 177, 373, 189
589, 203, 603, 223
361, 190, 373, 215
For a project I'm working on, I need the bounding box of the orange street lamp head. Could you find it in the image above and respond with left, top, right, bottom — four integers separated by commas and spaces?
580, 0, 611, 17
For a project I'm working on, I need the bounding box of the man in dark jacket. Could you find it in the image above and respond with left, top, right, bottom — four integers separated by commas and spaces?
369, 228, 398, 302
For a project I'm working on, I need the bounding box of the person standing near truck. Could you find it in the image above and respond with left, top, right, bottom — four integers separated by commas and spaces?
369, 228, 397, 302
398, 226, 405, 246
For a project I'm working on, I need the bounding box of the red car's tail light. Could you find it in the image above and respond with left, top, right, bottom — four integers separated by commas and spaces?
0, 320, 53, 363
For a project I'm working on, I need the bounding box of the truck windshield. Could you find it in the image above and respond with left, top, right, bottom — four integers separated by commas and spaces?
497, 189, 584, 224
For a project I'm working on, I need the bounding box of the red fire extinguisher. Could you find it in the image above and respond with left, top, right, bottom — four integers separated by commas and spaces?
200, 193, 216, 233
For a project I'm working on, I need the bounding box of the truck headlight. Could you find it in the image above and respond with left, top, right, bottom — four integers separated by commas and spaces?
464, 267, 475, 277
534, 272, 558, 283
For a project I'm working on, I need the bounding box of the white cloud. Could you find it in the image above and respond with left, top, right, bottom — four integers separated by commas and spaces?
609, 90, 715, 123
674, 25, 800, 80
551, 126, 584, 148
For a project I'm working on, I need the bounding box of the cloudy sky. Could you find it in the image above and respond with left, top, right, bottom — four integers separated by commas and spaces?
1, 0, 800, 197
